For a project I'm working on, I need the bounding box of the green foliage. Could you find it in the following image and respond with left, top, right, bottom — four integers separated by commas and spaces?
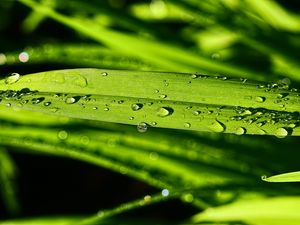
1, 0, 300, 224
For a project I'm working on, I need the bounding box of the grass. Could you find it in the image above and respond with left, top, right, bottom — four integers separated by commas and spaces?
0, 0, 300, 224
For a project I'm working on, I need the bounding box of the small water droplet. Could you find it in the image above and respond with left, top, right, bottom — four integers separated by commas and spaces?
31, 97, 45, 104
58, 130, 68, 140
151, 121, 157, 126
6, 103, 11, 107
65, 96, 80, 104
159, 94, 167, 99
129, 116, 134, 120
43, 102, 51, 106
275, 127, 288, 138
5, 73, 20, 84
157, 107, 173, 117
184, 122, 191, 128
131, 103, 143, 111
137, 122, 148, 133
104, 107, 110, 111
193, 110, 200, 116
191, 74, 198, 79
255, 96, 265, 103
118, 100, 124, 104
93, 107, 98, 110
235, 127, 246, 135
209, 120, 225, 133
182, 193, 194, 203
101, 72, 108, 76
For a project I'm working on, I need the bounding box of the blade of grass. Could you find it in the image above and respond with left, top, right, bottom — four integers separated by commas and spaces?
0, 69, 299, 136
262, 171, 300, 183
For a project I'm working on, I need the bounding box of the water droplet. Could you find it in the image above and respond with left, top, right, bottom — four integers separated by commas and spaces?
118, 100, 124, 104
209, 120, 225, 133
235, 127, 246, 135
157, 107, 173, 117
261, 175, 267, 181
93, 107, 98, 110
6, 103, 11, 107
101, 72, 108, 76
104, 107, 109, 111
193, 110, 200, 116
182, 193, 194, 203
65, 96, 80, 104
275, 127, 288, 138
131, 103, 143, 111
184, 122, 191, 128
151, 121, 157, 126
161, 189, 169, 197
154, 89, 159, 93
50, 107, 59, 112
144, 195, 152, 203
255, 96, 265, 103
74, 75, 87, 87
31, 97, 45, 104
159, 94, 167, 99
191, 74, 198, 79
129, 116, 134, 120
5, 73, 20, 84
137, 122, 148, 133
58, 130, 68, 140
43, 102, 51, 106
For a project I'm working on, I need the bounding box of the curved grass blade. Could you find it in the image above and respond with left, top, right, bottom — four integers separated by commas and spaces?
192, 196, 300, 225
262, 171, 300, 183
0, 148, 20, 216
3, 44, 154, 70
0, 69, 300, 136
0, 217, 83, 225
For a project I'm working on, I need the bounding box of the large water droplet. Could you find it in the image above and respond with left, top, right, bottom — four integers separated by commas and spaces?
137, 122, 148, 133
275, 127, 288, 138
157, 107, 173, 117
5, 73, 20, 84
131, 103, 143, 111
235, 127, 246, 135
209, 120, 225, 132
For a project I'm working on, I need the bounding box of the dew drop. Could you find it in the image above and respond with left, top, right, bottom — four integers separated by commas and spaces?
209, 120, 225, 133
129, 116, 134, 120
74, 75, 87, 87
193, 110, 200, 116
57, 130, 68, 140
131, 103, 143, 111
275, 127, 288, 138
93, 107, 98, 110
103, 107, 110, 111
191, 74, 198, 79
184, 122, 191, 128
31, 97, 45, 104
182, 193, 194, 203
5, 73, 20, 84
137, 122, 148, 133
157, 107, 173, 117
235, 127, 246, 135
43, 102, 51, 106
6, 103, 11, 107
255, 96, 265, 103
159, 94, 167, 99
118, 100, 124, 104
65, 97, 76, 104
101, 72, 108, 76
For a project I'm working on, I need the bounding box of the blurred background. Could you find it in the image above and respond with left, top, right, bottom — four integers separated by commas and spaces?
1, 0, 300, 224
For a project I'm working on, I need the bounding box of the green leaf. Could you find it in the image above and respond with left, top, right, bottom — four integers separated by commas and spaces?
262, 171, 300, 183
0, 69, 299, 136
